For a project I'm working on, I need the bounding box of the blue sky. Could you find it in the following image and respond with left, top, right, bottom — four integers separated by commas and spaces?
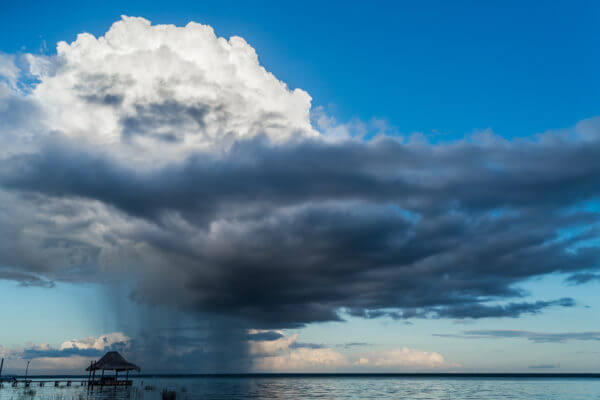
0, 1, 599, 374
2, 1, 599, 137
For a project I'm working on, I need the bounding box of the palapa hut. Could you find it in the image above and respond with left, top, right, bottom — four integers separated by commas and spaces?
86, 351, 140, 386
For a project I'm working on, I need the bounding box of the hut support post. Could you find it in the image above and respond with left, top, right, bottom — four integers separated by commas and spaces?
91, 362, 96, 387
87, 361, 92, 385
101, 369, 104, 386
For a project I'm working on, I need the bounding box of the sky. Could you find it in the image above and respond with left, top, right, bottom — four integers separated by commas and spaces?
0, 1, 599, 374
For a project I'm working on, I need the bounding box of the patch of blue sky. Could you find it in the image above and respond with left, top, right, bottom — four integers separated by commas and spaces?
2, 1, 599, 140
0, 280, 108, 347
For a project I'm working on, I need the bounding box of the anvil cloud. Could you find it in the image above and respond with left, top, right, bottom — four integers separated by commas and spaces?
1, 17, 600, 339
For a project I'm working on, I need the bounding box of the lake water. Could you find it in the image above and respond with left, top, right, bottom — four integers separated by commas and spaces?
1, 376, 599, 399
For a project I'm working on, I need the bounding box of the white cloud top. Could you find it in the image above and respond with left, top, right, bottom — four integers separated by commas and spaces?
0, 53, 19, 88
59, 332, 131, 351
28, 16, 316, 163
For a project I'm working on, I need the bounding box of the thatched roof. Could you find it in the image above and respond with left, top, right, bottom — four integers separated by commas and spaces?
86, 351, 141, 372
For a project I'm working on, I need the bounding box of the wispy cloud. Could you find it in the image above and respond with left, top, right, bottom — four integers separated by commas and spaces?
434, 330, 600, 343
529, 364, 558, 369
336, 342, 370, 349
246, 331, 285, 342
565, 273, 600, 285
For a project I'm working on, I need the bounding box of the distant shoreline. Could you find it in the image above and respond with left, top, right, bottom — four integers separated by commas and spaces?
11, 373, 600, 379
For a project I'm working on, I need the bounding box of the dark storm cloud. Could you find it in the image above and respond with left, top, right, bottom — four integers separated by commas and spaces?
1, 119, 600, 328
431, 298, 576, 319
0, 267, 54, 288
433, 330, 600, 343
349, 299, 575, 320
125, 319, 254, 373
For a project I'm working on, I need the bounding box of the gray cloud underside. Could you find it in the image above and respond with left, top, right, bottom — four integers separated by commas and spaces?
0, 267, 54, 288
565, 273, 600, 285
434, 330, 600, 343
23, 347, 105, 359
2, 120, 600, 327
246, 331, 285, 341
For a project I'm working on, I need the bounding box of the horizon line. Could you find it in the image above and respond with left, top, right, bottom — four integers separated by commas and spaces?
8, 373, 600, 379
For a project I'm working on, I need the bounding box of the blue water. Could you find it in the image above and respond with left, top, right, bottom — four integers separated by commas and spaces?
0, 376, 599, 399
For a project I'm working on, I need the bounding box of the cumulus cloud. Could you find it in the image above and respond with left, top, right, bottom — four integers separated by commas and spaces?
1, 16, 600, 370
27, 16, 315, 164
353, 347, 451, 370
249, 331, 452, 372
3, 329, 451, 373
0, 333, 131, 373
252, 334, 348, 372
59, 332, 131, 351
0, 53, 19, 88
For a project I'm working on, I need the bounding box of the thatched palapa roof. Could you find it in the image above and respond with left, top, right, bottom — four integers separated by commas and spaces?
86, 351, 141, 372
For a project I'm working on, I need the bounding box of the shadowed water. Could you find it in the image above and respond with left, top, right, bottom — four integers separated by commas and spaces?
1, 377, 599, 399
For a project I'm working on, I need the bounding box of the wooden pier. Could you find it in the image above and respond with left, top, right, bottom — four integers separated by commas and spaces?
1, 379, 133, 388
0, 351, 140, 389
1, 379, 88, 388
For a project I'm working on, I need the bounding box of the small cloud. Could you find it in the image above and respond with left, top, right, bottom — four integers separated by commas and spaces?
336, 342, 369, 349
453, 319, 476, 325
289, 342, 326, 349
529, 364, 558, 369
246, 330, 284, 342
353, 347, 458, 370
433, 330, 600, 343
565, 273, 600, 285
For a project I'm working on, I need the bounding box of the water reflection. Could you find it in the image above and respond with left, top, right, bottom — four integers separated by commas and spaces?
0, 377, 599, 400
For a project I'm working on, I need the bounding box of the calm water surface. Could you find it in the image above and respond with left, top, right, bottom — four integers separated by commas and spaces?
0, 377, 599, 399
